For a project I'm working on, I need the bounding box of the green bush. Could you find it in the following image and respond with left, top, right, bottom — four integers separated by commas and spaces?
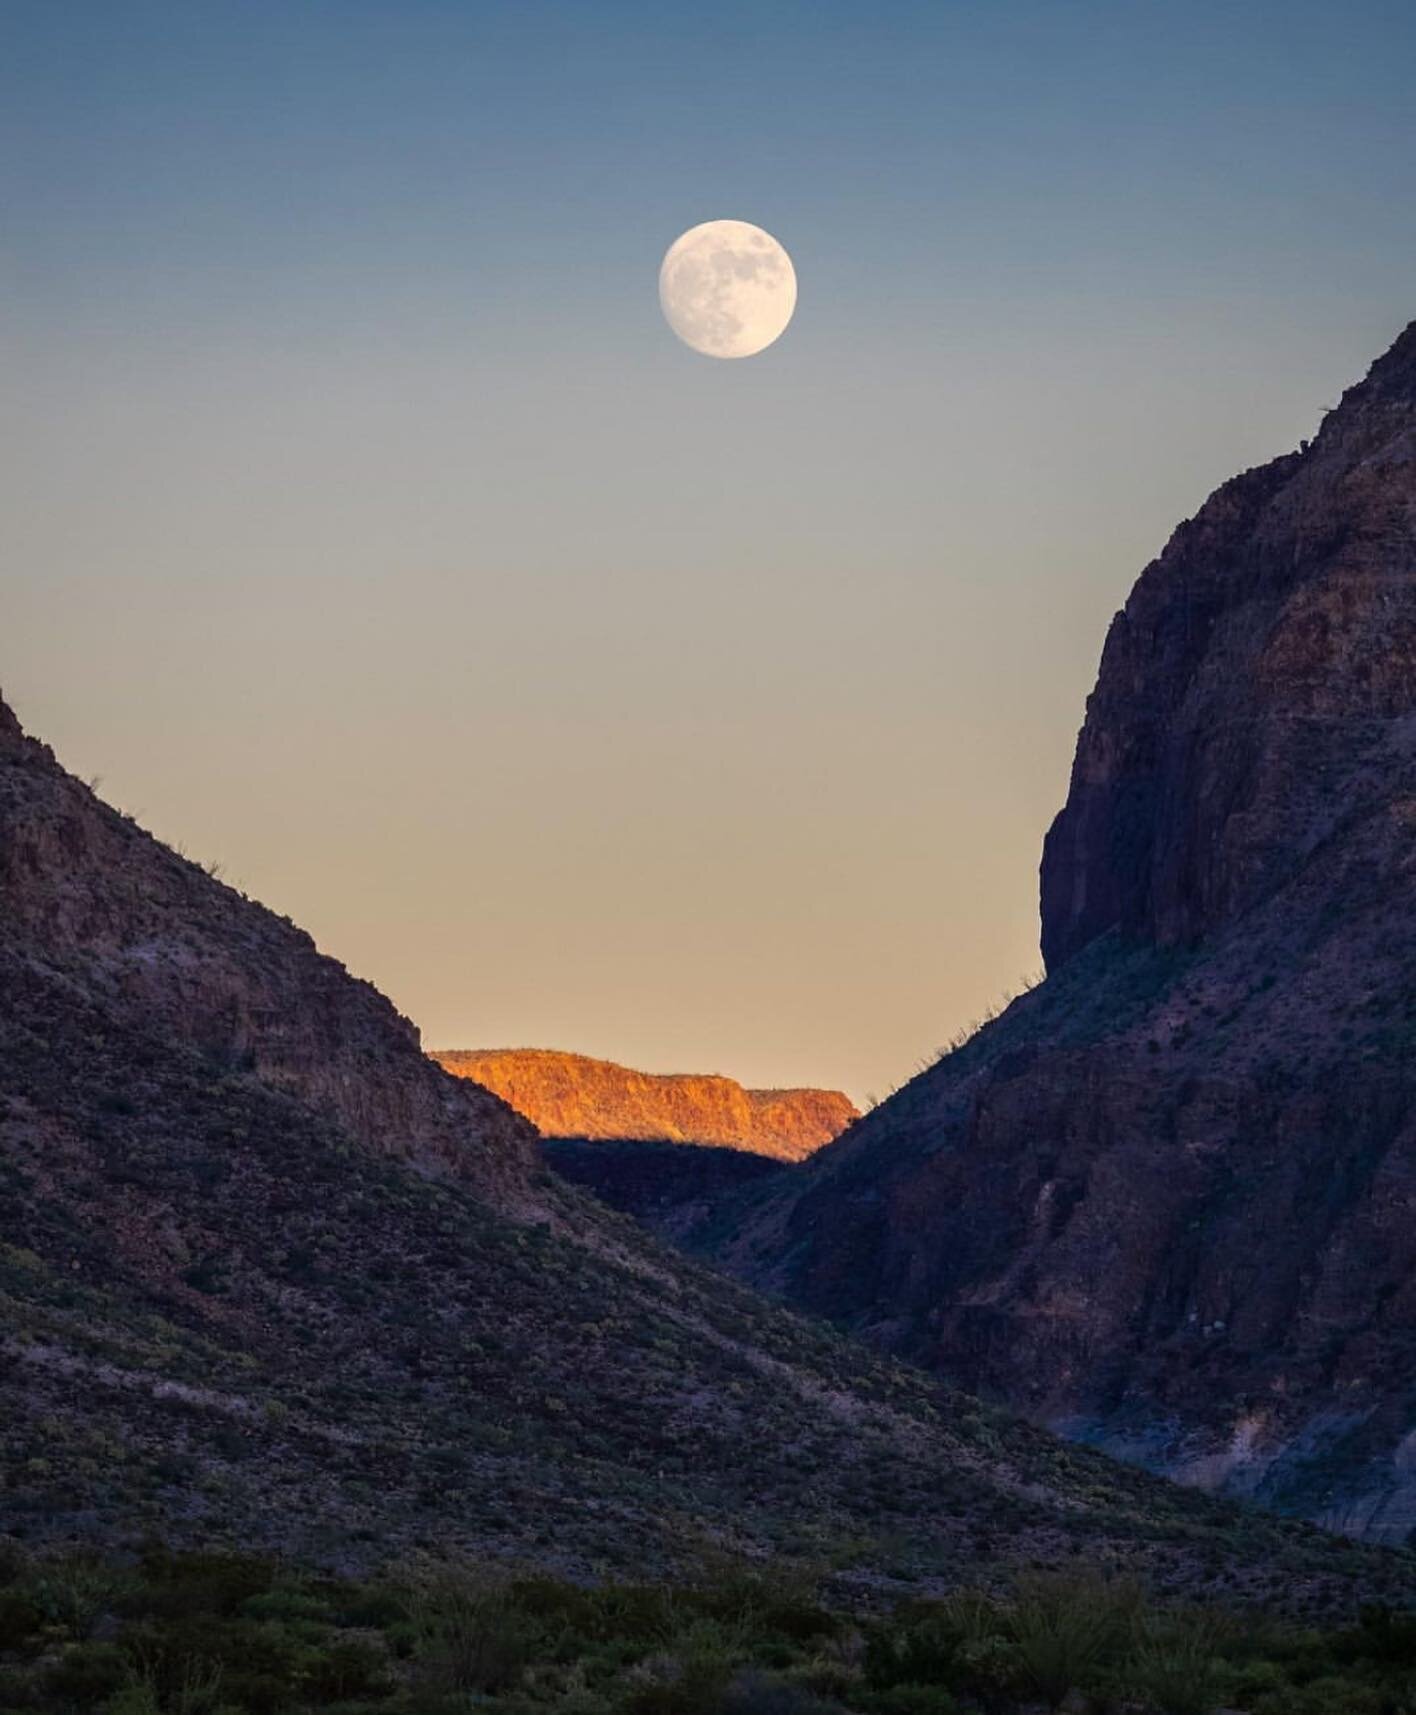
44, 1642, 128, 1706
1005, 1572, 1138, 1710
864, 1603, 967, 1690
1351, 1603, 1416, 1668
618, 1653, 733, 1715
133, 1549, 276, 1621
1251, 1676, 1397, 1715
0, 1592, 43, 1652
300, 1639, 390, 1704
402, 1564, 535, 1695
0, 1541, 28, 1589
1126, 1613, 1226, 1715
26, 1553, 120, 1637
104, 1676, 162, 1715
240, 1587, 333, 1628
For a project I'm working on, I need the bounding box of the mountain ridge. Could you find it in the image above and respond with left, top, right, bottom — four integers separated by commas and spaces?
434, 1046, 857, 1160
694, 318, 1416, 1544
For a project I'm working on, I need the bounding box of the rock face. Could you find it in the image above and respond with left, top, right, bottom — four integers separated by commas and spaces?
434, 1047, 857, 1160
0, 709, 536, 1200
6, 688, 1368, 1599
1042, 322, 1416, 966
706, 321, 1416, 1543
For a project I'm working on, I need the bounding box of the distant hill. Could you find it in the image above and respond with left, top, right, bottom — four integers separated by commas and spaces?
433, 1046, 857, 1161
696, 319, 1416, 1545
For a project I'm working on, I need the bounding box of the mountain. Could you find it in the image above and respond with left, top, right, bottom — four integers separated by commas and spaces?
699, 320, 1416, 1545
433, 1047, 857, 1160
0, 688, 1406, 1606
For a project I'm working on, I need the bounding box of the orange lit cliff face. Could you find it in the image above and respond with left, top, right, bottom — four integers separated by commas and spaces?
431, 1048, 857, 1162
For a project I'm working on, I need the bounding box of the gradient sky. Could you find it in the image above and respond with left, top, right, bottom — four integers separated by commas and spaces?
4, 1, 1415, 1101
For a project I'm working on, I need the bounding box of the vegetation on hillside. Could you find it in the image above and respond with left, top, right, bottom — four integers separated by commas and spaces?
3, 1542, 1416, 1715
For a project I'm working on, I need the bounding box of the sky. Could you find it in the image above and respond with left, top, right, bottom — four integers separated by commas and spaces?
4, 0, 1415, 1102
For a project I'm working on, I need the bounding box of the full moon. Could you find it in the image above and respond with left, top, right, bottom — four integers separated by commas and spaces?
659, 220, 797, 359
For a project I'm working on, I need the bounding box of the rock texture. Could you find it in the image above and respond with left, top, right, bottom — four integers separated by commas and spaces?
4, 688, 1378, 1600
0, 711, 536, 1200
434, 1047, 857, 1160
705, 321, 1416, 1544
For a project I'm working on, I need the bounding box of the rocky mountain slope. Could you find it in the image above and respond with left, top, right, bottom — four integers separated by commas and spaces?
8, 690, 1403, 1604
434, 1047, 857, 1160
698, 319, 1416, 1545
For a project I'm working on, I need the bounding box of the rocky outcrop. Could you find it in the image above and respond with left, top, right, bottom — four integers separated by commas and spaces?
705, 321, 1416, 1542
434, 1047, 857, 1160
0, 694, 536, 1198
1042, 321, 1416, 967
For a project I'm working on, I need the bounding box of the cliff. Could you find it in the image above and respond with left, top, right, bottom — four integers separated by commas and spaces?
433, 1047, 857, 1160
704, 320, 1416, 1543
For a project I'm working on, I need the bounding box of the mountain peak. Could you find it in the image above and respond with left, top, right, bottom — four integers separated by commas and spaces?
1360, 315, 1416, 401
1040, 314, 1416, 969
0, 691, 24, 748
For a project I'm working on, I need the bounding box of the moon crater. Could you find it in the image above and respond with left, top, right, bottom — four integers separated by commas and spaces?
659, 220, 797, 359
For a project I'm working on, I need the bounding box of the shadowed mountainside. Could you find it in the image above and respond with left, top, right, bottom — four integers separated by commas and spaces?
542, 1136, 792, 1236
6, 691, 1405, 1603
434, 1046, 857, 1161
696, 319, 1416, 1545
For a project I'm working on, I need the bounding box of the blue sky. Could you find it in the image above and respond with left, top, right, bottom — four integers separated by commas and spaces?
4, 0, 1414, 1095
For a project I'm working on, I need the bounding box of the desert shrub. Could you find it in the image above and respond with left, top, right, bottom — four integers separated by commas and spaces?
402, 1563, 535, 1695
621, 1654, 735, 1715
1222, 1654, 1290, 1703
506, 1575, 601, 1634
105, 1672, 163, 1715
1126, 1611, 1227, 1715
1005, 1572, 1139, 1710
25, 1552, 121, 1638
0, 1591, 44, 1652
43, 1641, 127, 1705
1349, 1604, 1416, 1668
865, 1608, 958, 1691
592, 1582, 686, 1649
0, 1541, 28, 1589
1250, 1675, 1399, 1715
110, 1660, 226, 1715
165, 1655, 227, 1715
694, 1574, 837, 1649
299, 1638, 390, 1703
123, 1616, 303, 1715
864, 1592, 1014, 1713
132, 1549, 276, 1620
331, 1584, 406, 1632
